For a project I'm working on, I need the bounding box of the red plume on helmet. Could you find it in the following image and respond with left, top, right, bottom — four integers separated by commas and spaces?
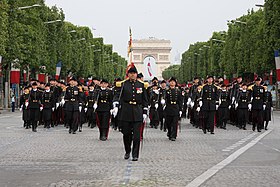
125, 62, 138, 78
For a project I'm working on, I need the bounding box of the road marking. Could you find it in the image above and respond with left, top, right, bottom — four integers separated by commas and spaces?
123, 160, 133, 185
186, 129, 272, 187
258, 142, 280, 153
0, 115, 11, 119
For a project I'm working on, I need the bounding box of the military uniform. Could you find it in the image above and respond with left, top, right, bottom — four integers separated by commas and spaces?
114, 78, 148, 160
28, 88, 43, 132
263, 89, 272, 130
217, 89, 231, 129
19, 90, 30, 128
64, 85, 83, 134
158, 86, 167, 131
50, 85, 60, 127
41, 89, 55, 129
200, 82, 219, 134
165, 86, 182, 140
236, 90, 251, 130
189, 83, 199, 124
193, 87, 202, 128
78, 88, 87, 132
149, 88, 160, 129
249, 84, 265, 132
86, 89, 97, 128
96, 87, 113, 140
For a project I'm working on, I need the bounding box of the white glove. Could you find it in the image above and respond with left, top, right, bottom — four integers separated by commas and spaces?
187, 98, 191, 106
40, 106, 43, 111
263, 105, 266, 110
163, 105, 166, 110
19, 107, 22, 112
190, 102, 194, 108
216, 105, 219, 110
196, 107, 201, 112
155, 103, 158, 109
228, 105, 231, 110
93, 103, 98, 110
79, 106, 82, 112
179, 111, 182, 117
199, 101, 203, 107
248, 104, 252, 111
161, 99, 166, 105
232, 97, 235, 104
271, 107, 273, 111
84, 108, 88, 112
60, 99, 65, 106
113, 102, 119, 108
25, 102, 29, 108
56, 103, 59, 109
143, 114, 147, 122
235, 103, 238, 109
112, 107, 118, 117
219, 99, 221, 105
52, 107, 55, 111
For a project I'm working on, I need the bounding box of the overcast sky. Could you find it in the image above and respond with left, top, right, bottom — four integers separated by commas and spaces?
44, 0, 264, 62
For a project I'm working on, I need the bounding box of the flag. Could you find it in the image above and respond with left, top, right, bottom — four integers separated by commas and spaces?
275, 50, 280, 82
55, 61, 62, 80
127, 27, 132, 57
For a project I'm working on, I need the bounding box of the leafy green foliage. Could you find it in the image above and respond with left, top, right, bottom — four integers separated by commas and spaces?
1, 0, 127, 83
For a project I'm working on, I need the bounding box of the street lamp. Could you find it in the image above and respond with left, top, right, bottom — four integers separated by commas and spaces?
212, 39, 226, 43
18, 4, 41, 10
255, 4, 264, 8
44, 19, 62, 24
77, 38, 86, 41
69, 30, 77, 33
234, 20, 247, 25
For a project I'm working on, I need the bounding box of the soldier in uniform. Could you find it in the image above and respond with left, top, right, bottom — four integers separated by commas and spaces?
199, 76, 219, 134
193, 84, 203, 128
159, 80, 167, 131
111, 78, 122, 131
149, 83, 160, 129
164, 77, 183, 141
19, 86, 30, 129
231, 76, 243, 126
248, 77, 265, 132
217, 84, 231, 129
50, 78, 60, 127
95, 79, 113, 141
112, 65, 148, 161
182, 87, 190, 119
64, 77, 83, 134
263, 84, 273, 130
189, 77, 200, 124
235, 83, 251, 130
41, 83, 55, 129
78, 83, 87, 132
85, 82, 97, 128
28, 82, 43, 132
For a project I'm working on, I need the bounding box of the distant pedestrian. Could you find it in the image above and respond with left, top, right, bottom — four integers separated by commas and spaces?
11, 92, 16, 112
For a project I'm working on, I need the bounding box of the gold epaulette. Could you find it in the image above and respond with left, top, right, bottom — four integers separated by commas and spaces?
62, 87, 67, 92
214, 84, 221, 90
138, 80, 149, 89
247, 84, 254, 91
116, 79, 127, 87
79, 86, 83, 92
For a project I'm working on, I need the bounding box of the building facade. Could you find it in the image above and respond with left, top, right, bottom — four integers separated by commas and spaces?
131, 37, 171, 81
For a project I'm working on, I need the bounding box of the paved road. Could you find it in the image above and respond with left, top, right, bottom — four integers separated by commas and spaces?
0, 111, 279, 187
